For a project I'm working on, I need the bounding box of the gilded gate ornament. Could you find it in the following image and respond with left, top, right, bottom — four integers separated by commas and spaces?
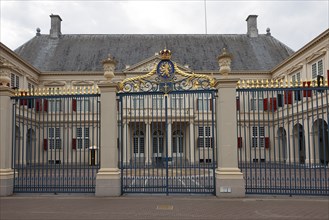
118, 49, 216, 93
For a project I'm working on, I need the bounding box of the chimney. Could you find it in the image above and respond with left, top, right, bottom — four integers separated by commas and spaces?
246, 15, 258, 37
50, 14, 62, 38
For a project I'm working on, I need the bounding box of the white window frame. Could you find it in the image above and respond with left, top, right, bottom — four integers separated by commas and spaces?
10, 73, 20, 89
197, 93, 212, 111
198, 126, 213, 148
252, 126, 265, 148
133, 130, 145, 156
312, 59, 323, 79
132, 96, 144, 109
48, 99, 62, 112
48, 127, 61, 149
77, 99, 90, 112
152, 96, 163, 109
173, 130, 184, 156
76, 127, 89, 149
250, 92, 264, 111
152, 130, 163, 157
171, 94, 184, 109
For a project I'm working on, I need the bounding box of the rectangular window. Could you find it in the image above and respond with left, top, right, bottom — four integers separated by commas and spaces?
312, 60, 323, 79
198, 126, 213, 148
49, 99, 62, 112
10, 73, 20, 89
76, 127, 89, 149
250, 92, 263, 111
77, 99, 90, 112
28, 82, 35, 91
152, 96, 163, 109
48, 127, 61, 149
197, 93, 212, 111
171, 94, 183, 109
132, 96, 144, 109
252, 126, 265, 148
292, 72, 300, 84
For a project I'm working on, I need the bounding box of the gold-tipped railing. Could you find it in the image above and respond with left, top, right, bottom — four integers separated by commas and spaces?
14, 86, 100, 97
237, 78, 328, 89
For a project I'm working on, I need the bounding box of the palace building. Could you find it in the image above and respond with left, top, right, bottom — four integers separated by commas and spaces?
0, 14, 328, 195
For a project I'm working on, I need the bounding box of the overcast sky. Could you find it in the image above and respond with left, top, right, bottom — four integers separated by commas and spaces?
1, 0, 328, 51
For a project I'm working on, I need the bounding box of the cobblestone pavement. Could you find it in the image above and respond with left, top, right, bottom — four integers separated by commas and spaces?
1, 195, 328, 220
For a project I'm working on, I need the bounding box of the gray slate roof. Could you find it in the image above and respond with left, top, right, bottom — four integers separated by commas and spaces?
14, 34, 294, 72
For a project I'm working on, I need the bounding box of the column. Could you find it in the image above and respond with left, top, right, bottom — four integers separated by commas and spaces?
95, 82, 120, 196
0, 86, 15, 196
144, 122, 151, 165
189, 121, 195, 164
215, 78, 245, 197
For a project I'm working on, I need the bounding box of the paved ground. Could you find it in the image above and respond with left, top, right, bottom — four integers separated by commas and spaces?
1, 195, 328, 220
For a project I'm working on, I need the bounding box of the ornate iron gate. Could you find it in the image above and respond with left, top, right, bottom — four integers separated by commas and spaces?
237, 80, 329, 196
118, 50, 217, 194
12, 88, 100, 193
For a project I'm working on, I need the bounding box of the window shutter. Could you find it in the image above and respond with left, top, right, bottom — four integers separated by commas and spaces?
284, 91, 292, 104
263, 98, 268, 111
72, 138, 77, 150
237, 137, 242, 148
277, 94, 283, 107
72, 99, 77, 112
265, 137, 270, 149
20, 99, 27, 106
303, 81, 312, 97
270, 98, 277, 112
35, 99, 41, 111
28, 99, 34, 109
43, 99, 48, 112
294, 91, 301, 101
43, 139, 48, 151
236, 97, 240, 111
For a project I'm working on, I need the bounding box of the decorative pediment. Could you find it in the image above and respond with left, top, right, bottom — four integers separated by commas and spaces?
72, 80, 94, 86
44, 81, 66, 87
305, 49, 326, 63
286, 63, 303, 74
119, 49, 216, 93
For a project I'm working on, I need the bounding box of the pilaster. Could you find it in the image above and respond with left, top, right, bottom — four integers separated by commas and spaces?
95, 82, 121, 196
0, 86, 15, 196
215, 78, 245, 197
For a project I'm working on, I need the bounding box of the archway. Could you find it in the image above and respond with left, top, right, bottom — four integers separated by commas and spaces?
293, 123, 305, 164
277, 127, 287, 162
313, 119, 329, 165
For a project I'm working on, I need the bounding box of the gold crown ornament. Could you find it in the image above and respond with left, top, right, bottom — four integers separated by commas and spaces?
160, 49, 172, 60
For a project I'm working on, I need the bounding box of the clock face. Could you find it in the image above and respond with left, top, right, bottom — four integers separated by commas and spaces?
157, 60, 174, 80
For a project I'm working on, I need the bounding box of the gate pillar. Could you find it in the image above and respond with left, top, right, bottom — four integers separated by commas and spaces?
0, 86, 15, 196
95, 82, 121, 196
215, 78, 245, 197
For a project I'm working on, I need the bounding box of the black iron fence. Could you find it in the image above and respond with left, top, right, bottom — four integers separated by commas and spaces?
237, 79, 329, 195
12, 87, 100, 193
